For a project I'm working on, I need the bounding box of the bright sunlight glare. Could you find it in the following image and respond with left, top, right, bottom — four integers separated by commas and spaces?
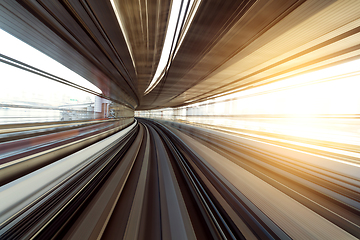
157, 59, 360, 145
212, 58, 360, 107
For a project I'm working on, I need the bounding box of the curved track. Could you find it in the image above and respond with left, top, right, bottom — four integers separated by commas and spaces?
1, 118, 360, 239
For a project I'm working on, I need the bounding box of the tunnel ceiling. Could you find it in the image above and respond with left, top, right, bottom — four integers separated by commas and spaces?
1, 0, 360, 110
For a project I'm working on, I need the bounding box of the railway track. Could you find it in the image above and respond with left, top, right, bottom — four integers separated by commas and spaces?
59, 120, 248, 239
1, 118, 360, 239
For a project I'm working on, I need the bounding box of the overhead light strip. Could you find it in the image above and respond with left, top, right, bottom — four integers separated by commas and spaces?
110, 0, 137, 71
144, 0, 201, 95
173, 0, 202, 57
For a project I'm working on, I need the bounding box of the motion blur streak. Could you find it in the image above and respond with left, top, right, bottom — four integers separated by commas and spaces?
144, 0, 201, 95
1, 0, 360, 239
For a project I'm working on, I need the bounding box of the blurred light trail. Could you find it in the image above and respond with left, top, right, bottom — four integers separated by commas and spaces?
110, 0, 136, 70
144, 0, 201, 95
